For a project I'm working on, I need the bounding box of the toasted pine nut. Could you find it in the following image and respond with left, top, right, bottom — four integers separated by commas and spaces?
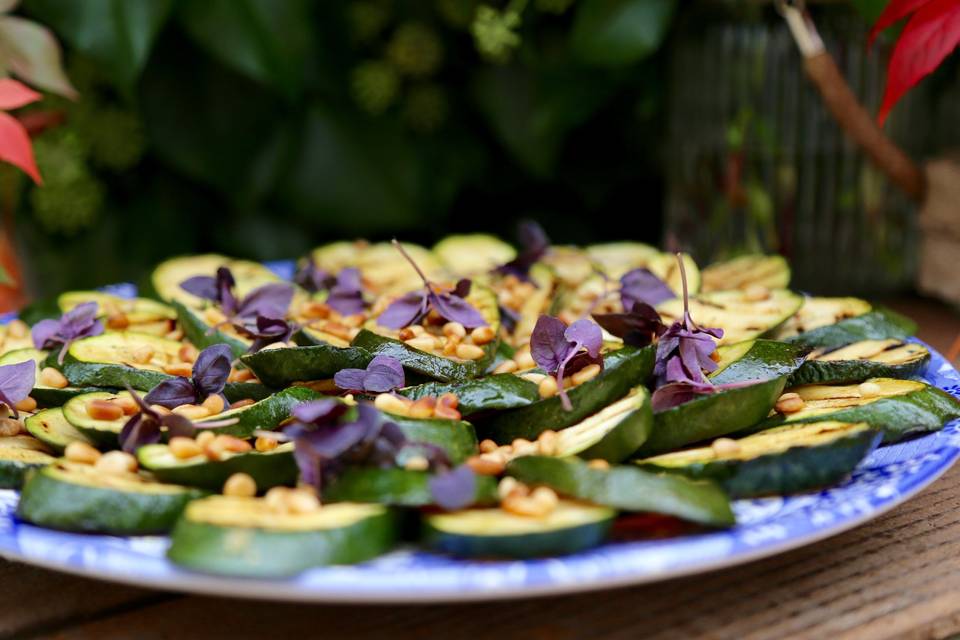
408, 397, 437, 419
223, 472, 257, 497
711, 438, 741, 456
530, 486, 559, 511
169, 437, 203, 459
14, 397, 36, 413
537, 430, 559, 456
230, 398, 256, 410
538, 376, 559, 399
130, 345, 155, 364
404, 455, 430, 471
502, 493, 550, 517
493, 359, 518, 374
95, 450, 138, 475
858, 381, 882, 398
165, 329, 184, 341
443, 322, 466, 338
520, 372, 546, 385
6, 319, 28, 339
172, 404, 211, 420
65, 441, 101, 465
0, 418, 22, 437
571, 364, 601, 386
106, 312, 130, 330
265, 487, 290, 512
88, 399, 124, 421
514, 348, 536, 370
374, 393, 412, 416
470, 326, 495, 345
466, 455, 505, 476
163, 362, 193, 377
195, 430, 216, 448
498, 476, 526, 500
433, 403, 461, 420
775, 392, 805, 414
479, 439, 499, 454
115, 396, 139, 415
178, 344, 199, 363
300, 301, 331, 319
406, 336, 440, 352
39, 367, 68, 389
586, 458, 611, 471
398, 327, 418, 341
214, 434, 252, 454
255, 435, 279, 452
455, 343, 485, 360
285, 489, 321, 514
201, 394, 225, 415
229, 368, 256, 383
437, 393, 459, 409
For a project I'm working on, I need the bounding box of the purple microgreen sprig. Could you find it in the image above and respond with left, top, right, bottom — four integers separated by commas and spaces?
620, 268, 675, 309
493, 220, 550, 281
530, 315, 604, 411
293, 259, 335, 293
180, 267, 294, 325
650, 379, 759, 412
428, 464, 478, 511
143, 344, 233, 409
118, 387, 238, 453
0, 360, 36, 419
31, 302, 105, 365
234, 315, 300, 354
334, 355, 405, 394
592, 302, 666, 348
295, 261, 366, 316
377, 240, 487, 330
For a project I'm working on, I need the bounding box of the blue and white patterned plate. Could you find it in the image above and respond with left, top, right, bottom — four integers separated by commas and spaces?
1, 275, 958, 602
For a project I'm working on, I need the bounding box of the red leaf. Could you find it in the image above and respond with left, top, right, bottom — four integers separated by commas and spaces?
0, 78, 41, 111
0, 112, 41, 184
878, 0, 960, 126
868, 0, 935, 45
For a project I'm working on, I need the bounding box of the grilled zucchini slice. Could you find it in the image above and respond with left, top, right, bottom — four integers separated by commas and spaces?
790, 340, 930, 385
772, 297, 916, 348
151, 254, 282, 308
656, 289, 803, 345
701, 255, 791, 292
433, 234, 516, 277
0, 435, 55, 488
311, 241, 445, 296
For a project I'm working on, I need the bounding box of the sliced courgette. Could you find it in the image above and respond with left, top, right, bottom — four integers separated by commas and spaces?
388, 415, 480, 466
324, 467, 497, 506
137, 442, 297, 491
58, 291, 176, 336
59, 332, 183, 391
62, 391, 137, 447
0, 435, 55, 488
0, 348, 99, 406
168, 497, 397, 577
422, 499, 615, 558
790, 340, 930, 386
17, 460, 205, 534
755, 378, 960, 443
701, 254, 791, 292
433, 234, 516, 277
24, 408, 93, 453
549, 385, 652, 462
399, 374, 540, 417
639, 421, 880, 498
506, 456, 734, 527
477, 345, 656, 443
772, 298, 916, 348
709, 339, 807, 385
173, 301, 250, 357
585, 243, 701, 294
656, 289, 803, 345
151, 254, 282, 308
312, 241, 445, 296
193, 386, 323, 438
240, 344, 372, 388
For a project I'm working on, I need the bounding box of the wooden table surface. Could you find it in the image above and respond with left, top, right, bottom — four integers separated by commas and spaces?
3, 298, 959, 640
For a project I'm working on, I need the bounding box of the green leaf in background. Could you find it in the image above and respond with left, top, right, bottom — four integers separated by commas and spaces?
571, 0, 676, 67
177, 0, 314, 99
23, 0, 172, 90
0, 264, 15, 287
851, 0, 889, 23
0, 14, 77, 98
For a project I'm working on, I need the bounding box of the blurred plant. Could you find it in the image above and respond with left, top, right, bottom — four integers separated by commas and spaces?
472, 2, 525, 63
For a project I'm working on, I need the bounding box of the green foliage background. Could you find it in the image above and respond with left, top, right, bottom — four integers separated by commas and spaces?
13, 0, 678, 296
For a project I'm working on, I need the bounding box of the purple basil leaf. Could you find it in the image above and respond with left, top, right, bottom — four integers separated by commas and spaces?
191, 344, 233, 397
291, 399, 350, 425
294, 260, 334, 293
453, 279, 471, 298
0, 360, 35, 418
161, 413, 198, 440
30, 318, 60, 350
143, 377, 199, 409
30, 302, 104, 365
494, 220, 550, 279
362, 356, 405, 393
564, 319, 602, 358
326, 267, 366, 316
297, 422, 369, 459
377, 290, 428, 329
179, 275, 219, 301
429, 465, 478, 511
592, 302, 665, 347
430, 291, 488, 329
529, 315, 570, 374
333, 368, 368, 392
620, 268, 675, 309
59, 302, 101, 336
119, 413, 162, 453
236, 283, 294, 321
651, 381, 715, 412
292, 437, 323, 488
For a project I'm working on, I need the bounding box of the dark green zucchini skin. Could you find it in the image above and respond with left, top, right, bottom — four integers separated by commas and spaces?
195, 386, 323, 438
754, 385, 960, 444
506, 456, 734, 527
399, 374, 540, 417
785, 307, 916, 349
635, 376, 788, 456
788, 355, 930, 386
173, 301, 250, 358
324, 468, 497, 506
222, 382, 274, 404
389, 416, 479, 465
710, 340, 807, 385
240, 344, 372, 388
477, 345, 656, 443
137, 445, 298, 491
17, 467, 205, 534
0, 457, 53, 489
640, 430, 882, 498
31, 386, 105, 408
59, 357, 170, 391
168, 506, 398, 577
350, 329, 497, 382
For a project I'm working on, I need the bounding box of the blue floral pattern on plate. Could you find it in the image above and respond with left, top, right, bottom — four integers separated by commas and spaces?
2, 274, 957, 602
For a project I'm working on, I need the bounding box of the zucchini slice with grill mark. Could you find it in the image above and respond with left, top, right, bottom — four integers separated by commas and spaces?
790, 340, 930, 385
756, 378, 960, 443
137, 442, 298, 491
540, 246, 597, 287
585, 243, 701, 294
62, 391, 138, 447
701, 255, 791, 292
639, 421, 880, 498
422, 499, 615, 559
0, 435, 55, 488
25, 408, 93, 453
709, 339, 807, 385
772, 298, 916, 348
399, 374, 540, 417
656, 289, 803, 345
60, 332, 183, 391
240, 344, 372, 388
324, 467, 497, 506
506, 456, 734, 527
0, 348, 99, 407
548, 385, 652, 462
433, 234, 516, 277
151, 254, 283, 308
311, 241, 445, 296
17, 460, 205, 534
168, 497, 397, 577
477, 345, 656, 444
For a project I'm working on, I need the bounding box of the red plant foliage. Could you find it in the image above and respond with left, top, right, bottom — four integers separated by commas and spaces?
0, 78, 41, 183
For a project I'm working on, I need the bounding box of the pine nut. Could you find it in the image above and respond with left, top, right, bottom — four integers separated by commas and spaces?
374, 393, 412, 416
14, 397, 36, 413
106, 312, 130, 330
39, 367, 69, 389
466, 455, 505, 476
0, 418, 22, 436
196, 430, 216, 448
87, 399, 124, 421
131, 345, 155, 364
744, 285, 771, 302
455, 343, 485, 360
538, 376, 559, 399
442, 335, 460, 356
114, 396, 139, 415
300, 301, 331, 319
255, 435, 279, 452
65, 441, 101, 465
341, 314, 366, 328
178, 344, 199, 363
201, 394, 225, 415
165, 329, 185, 341
498, 477, 526, 500
172, 404, 212, 420
404, 455, 430, 471
163, 362, 193, 377
502, 493, 550, 517
260, 341, 288, 351
230, 398, 256, 410
437, 393, 459, 409
493, 359, 518, 374
571, 364, 601, 386
398, 326, 421, 341
711, 438, 741, 456
858, 381, 882, 398
408, 397, 437, 419
168, 436, 202, 459
514, 348, 536, 370
150, 404, 172, 416
587, 459, 610, 470
530, 486, 559, 511
214, 434, 252, 453
479, 439, 499, 454
6, 319, 28, 339
229, 368, 256, 383
775, 392, 805, 414
537, 430, 559, 456
443, 322, 466, 338
265, 487, 290, 512
406, 336, 440, 352
285, 489, 321, 514
223, 472, 257, 497
470, 326, 495, 346
95, 450, 138, 475
520, 372, 546, 385
433, 404, 461, 420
